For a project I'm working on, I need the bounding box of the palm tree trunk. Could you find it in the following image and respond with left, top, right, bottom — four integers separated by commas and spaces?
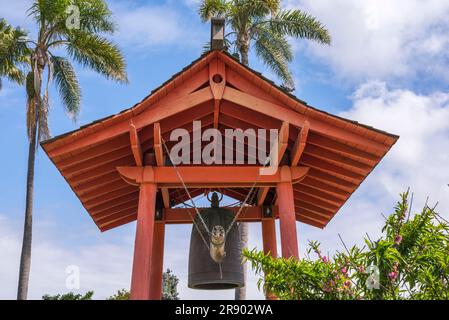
17, 115, 38, 300
234, 40, 250, 301
235, 222, 248, 300
239, 46, 249, 66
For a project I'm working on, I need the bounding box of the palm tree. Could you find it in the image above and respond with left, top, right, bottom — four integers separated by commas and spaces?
198, 0, 331, 300
199, 0, 330, 90
0, 0, 128, 300
0, 19, 29, 90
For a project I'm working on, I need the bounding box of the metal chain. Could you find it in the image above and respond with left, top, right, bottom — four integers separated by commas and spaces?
161, 138, 211, 236
174, 187, 210, 250
162, 136, 276, 239
225, 150, 274, 236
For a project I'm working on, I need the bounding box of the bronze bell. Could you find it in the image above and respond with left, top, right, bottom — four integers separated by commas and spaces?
188, 192, 244, 290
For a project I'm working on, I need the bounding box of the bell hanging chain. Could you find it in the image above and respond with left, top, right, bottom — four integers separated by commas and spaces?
161, 138, 212, 238
161, 136, 275, 238
173, 187, 210, 250
224, 148, 274, 236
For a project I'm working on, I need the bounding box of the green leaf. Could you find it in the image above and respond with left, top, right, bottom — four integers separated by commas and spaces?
50, 56, 81, 118
67, 32, 127, 83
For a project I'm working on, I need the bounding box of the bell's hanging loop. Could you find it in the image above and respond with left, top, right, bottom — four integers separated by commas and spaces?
206, 190, 223, 208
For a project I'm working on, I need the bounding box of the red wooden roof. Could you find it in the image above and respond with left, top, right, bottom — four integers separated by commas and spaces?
41, 50, 398, 232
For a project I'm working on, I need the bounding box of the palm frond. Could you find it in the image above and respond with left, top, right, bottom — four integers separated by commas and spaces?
67, 32, 127, 83
268, 9, 331, 45
234, 0, 280, 18
50, 55, 81, 118
254, 31, 294, 90
72, 0, 115, 33
252, 24, 293, 62
199, 0, 229, 22
38, 89, 50, 141
0, 18, 30, 87
28, 0, 70, 26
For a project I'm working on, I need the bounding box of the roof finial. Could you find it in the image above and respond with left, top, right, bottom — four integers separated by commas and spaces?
211, 17, 225, 50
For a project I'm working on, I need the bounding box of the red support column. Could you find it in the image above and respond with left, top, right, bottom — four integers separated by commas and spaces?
261, 219, 278, 300
149, 222, 165, 300
276, 167, 299, 259
130, 183, 157, 300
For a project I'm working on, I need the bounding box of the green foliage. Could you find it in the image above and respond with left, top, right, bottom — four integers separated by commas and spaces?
198, 0, 331, 90
0, 19, 29, 90
244, 191, 449, 300
42, 291, 94, 300
50, 56, 81, 117
162, 269, 180, 300
107, 289, 130, 300
0, 0, 127, 140
106, 269, 179, 300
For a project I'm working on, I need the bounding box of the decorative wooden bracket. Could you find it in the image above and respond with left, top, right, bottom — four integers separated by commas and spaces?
257, 121, 290, 205
209, 58, 226, 129
153, 123, 170, 208
130, 122, 143, 167
291, 120, 310, 166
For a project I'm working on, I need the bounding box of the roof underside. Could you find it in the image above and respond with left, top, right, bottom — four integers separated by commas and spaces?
41, 50, 398, 232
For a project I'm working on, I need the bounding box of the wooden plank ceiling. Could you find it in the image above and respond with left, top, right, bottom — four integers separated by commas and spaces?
41, 50, 398, 232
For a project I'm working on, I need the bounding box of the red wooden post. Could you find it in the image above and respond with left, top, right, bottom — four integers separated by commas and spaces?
262, 219, 278, 300
276, 167, 299, 259
130, 183, 157, 300
149, 222, 165, 300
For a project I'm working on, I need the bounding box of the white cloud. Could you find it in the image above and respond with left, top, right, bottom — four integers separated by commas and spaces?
295, 81, 449, 255
287, 0, 449, 82
0, 212, 266, 300
0, 214, 134, 300
110, 1, 203, 51
341, 81, 449, 209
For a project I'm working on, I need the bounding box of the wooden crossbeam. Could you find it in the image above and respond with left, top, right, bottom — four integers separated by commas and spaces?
154, 123, 170, 208
99, 205, 279, 232
291, 120, 309, 166
258, 121, 289, 205
117, 165, 309, 188
162, 206, 278, 224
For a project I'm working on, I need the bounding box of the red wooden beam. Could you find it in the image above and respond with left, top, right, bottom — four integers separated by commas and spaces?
258, 121, 289, 205
277, 167, 299, 259
130, 123, 143, 166
162, 206, 278, 224
291, 120, 309, 166
261, 218, 278, 300
154, 123, 170, 208
209, 57, 225, 129
149, 222, 165, 300
117, 165, 310, 188
48, 86, 214, 158
222, 86, 389, 153
130, 183, 157, 300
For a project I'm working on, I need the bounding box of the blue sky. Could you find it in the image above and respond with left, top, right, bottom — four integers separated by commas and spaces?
1, 0, 449, 300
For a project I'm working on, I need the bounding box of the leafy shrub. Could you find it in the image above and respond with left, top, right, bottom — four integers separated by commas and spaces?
244, 191, 449, 300
42, 291, 94, 300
